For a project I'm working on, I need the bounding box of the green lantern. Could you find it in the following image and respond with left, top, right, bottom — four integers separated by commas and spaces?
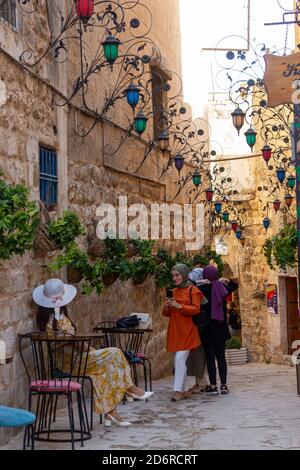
192, 170, 202, 187
244, 127, 257, 152
102, 35, 121, 65
222, 211, 229, 223
134, 112, 148, 136
288, 175, 296, 190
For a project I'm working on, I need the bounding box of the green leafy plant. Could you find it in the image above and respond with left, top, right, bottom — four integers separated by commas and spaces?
103, 258, 133, 282
0, 177, 39, 260
104, 237, 128, 259
192, 248, 224, 276
225, 337, 242, 350
48, 210, 86, 249
263, 225, 297, 270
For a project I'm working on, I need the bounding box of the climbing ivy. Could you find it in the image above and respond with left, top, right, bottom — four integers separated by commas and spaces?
263, 224, 297, 270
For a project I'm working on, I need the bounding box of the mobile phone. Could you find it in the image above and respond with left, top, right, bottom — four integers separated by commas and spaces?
166, 288, 173, 299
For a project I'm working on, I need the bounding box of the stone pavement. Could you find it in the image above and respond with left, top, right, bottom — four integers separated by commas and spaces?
1, 363, 300, 450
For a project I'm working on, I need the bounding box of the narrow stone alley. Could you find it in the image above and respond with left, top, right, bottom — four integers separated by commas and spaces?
1, 363, 300, 451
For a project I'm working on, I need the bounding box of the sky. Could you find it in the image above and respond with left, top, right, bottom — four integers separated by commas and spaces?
180, 0, 295, 118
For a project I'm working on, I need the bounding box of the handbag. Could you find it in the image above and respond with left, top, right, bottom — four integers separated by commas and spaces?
188, 286, 210, 329
116, 315, 140, 329
129, 313, 152, 329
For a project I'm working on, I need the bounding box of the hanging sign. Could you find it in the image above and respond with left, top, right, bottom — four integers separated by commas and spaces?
266, 284, 278, 314
264, 51, 300, 108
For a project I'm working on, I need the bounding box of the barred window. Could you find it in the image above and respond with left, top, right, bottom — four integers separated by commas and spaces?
0, 0, 17, 29
39, 146, 58, 209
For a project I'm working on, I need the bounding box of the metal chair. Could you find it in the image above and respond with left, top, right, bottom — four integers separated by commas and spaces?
0, 406, 36, 450
93, 321, 152, 392
19, 332, 91, 450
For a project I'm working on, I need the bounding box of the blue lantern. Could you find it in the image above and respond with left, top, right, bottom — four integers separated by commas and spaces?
214, 202, 222, 214
263, 217, 270, 230
235, 228, 242, 240
125, 82, 140, 111
276, 168, 286, 184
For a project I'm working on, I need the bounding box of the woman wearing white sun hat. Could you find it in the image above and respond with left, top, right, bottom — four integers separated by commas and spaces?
33, 278, 153, 427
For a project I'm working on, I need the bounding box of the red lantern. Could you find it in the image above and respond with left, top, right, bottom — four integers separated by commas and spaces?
231, 221, 238, 232
261, 145, 272, 164
205, 188, 214, 202
285, 193, 293, 208
273, 199, 281, 212
75, 0, 94, 23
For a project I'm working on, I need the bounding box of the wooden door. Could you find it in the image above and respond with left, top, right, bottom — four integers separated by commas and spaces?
286, 277, 300, 354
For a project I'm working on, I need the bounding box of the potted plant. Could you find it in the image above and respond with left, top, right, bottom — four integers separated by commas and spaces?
48, 210, 86, 249
0, 176, 39, 261
49, 244, 89, 284
225, 337, 248, 365
102, 258, 132, 286
130, 239, 156, 285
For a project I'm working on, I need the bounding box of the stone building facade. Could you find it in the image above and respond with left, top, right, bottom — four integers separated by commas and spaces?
0, 0, 207, 444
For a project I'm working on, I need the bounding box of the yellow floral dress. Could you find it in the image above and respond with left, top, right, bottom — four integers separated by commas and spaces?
46, 314, 133, 414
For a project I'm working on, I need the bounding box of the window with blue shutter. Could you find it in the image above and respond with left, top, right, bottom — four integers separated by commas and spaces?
39, 147, 58, 209
0, 0, 17, 29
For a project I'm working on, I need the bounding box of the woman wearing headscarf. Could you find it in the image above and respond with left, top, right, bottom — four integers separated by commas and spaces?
162, 264, 203, 401
198, 265, 238, 395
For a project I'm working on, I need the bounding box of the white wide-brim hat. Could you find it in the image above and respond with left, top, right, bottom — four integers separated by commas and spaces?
33, 278, 77, 309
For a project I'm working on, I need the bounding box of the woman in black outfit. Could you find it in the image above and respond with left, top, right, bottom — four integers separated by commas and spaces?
198, 265, 238, 395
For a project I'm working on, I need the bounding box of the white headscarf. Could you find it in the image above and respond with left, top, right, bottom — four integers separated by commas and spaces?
189, 268, 204, 286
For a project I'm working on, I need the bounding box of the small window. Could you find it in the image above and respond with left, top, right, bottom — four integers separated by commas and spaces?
0, 0, 17, 29
151, 66, 169, 141
39, 147, 58, 209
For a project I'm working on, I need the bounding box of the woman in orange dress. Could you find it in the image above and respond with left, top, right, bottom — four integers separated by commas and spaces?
162, 264, 202, 401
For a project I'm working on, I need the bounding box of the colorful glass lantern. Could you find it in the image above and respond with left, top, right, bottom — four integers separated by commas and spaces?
222, 211, 229, 223
261, 144, 272, 164
75, 0, 94, 23
125, 83, 140, 111
273, 199, 281, 212
174, 154, 185, 173
102, 35, 121, 65
134, 112, 148, 136
231, 221, 238, 232
231, 107, 245, 135
287, 175, 296, 190
276, 168, 286, 184
235, 228, 242, 240
263, 217, 270, 230
205, 188, 214, 202
214, 202, 222, 214
285, 193, 294, 208
192, 170, 202, 187
158, 130, 170, 152
240, 236, 246, 247
244, 127, 257, 152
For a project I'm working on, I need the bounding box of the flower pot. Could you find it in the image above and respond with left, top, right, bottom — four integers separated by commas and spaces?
67, 266, 83, 284
87, 237, 106, 258
103, 272, 119, 286
126, 242, 138, 259
132, 272, 149, 285
225, 347, 248, 365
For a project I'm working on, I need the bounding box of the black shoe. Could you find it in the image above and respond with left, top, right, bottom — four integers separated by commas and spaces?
220, 385, 229, 394
205, 386, 219, 395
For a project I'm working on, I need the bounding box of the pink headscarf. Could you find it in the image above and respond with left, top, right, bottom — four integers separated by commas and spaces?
203, 265, 228, 321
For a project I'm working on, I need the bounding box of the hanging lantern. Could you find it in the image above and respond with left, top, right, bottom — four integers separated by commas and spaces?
102, 35, 121, 65
174, 154, 185, 173
240, 236, 246, 247
273, 199, 281, 212
287, 175, 296, 190
231, 107, 245, 135
276, 168, 286, 184
244, 127, 257, 152
231, 221, 238, 232
285, 193, 294, 208
263, 217, 270, 230
261, 144, 272, 164
205, 188, 214, 202
158, 130, 170, 152
75, 0, 94, 24
235, 228, 242, 240
192, 170, 202, 187
222, 211, 229, 223
214, 202, 222, 214
125, 82, 140, 111
134, 112, 148, 136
